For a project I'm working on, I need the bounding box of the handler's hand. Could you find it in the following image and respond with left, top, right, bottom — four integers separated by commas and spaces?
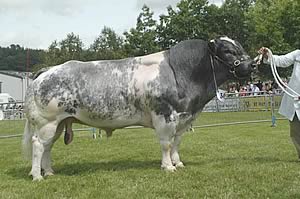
258, 47, 270, 59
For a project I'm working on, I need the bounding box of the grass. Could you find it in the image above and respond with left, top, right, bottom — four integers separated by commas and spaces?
0, 112, 299, 198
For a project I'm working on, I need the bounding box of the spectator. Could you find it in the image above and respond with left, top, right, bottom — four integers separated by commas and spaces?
256, 80, 263, 91
253, 84, 260, 96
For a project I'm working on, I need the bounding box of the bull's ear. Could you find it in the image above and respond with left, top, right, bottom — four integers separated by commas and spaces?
208, 39, 216, 55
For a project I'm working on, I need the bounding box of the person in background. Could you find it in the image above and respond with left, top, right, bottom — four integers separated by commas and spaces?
256, 80, 263, 92
253, 84, 260, 96
259, 47, 300, 160
239, 87, 247, 97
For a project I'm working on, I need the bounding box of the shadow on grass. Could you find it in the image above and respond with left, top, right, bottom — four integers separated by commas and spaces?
55, 159, 161, 176
7, 159, 163, 179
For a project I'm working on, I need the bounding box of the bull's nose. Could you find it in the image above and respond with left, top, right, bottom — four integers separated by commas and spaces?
250, 60, 258, 71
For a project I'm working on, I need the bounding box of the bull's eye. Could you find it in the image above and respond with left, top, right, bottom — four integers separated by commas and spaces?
224, 49, 237, 56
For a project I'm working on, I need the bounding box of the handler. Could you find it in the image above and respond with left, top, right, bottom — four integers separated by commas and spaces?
259, 47, 300, 159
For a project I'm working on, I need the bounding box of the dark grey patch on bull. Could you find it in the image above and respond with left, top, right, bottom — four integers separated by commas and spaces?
58, 99, 79, 115
134, 98, 143, 111
150, 39, 228, 123
35, 58, 140, 119
72, 59, 139, 116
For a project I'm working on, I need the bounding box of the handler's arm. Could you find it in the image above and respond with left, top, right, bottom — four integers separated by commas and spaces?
264, 49, 300, 68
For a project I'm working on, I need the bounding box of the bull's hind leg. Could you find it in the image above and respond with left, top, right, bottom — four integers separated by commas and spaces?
41, 121, 64, 177
152, 112, 177, 172
30, 134, 44, 181
30, 121, 59, 181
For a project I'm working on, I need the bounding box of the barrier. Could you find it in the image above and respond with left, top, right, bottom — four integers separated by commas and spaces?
203, 91, 283, 112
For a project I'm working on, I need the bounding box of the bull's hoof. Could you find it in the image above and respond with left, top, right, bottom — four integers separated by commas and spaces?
161, 165, 176, 172
175, 162, 185, 168
28, 170, 33, 176
32, 175, 44, 181
44, 171, 54, 176
42, 167, 54, 176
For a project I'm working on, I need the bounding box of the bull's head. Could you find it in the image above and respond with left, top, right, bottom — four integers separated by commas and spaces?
208, 36, 256, 79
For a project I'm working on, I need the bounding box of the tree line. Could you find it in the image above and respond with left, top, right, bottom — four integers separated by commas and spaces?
0, 0, 299, 80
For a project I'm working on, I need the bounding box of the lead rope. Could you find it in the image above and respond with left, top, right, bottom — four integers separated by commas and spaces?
210, 55, 225, 102
268, 50, 300, 101
255, 50, 300, 101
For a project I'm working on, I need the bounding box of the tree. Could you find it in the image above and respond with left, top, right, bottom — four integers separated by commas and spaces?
43, 40, 61, 66
59, 32, 84, 62
217, 0, 255, 50
279, 0, 300, 50
43, 33, 84, 67
246, 0, 295, 79
89, 26, 125, 60
0, 45, 43, 71
124, 5, 160, 56
157, 0, 211, 49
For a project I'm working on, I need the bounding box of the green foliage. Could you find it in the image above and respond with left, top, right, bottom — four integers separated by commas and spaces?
157, 0, 211, 49
43, 33, 84, 66
278, 0, 300, 50
124, 5, 160, 56
217, 0, 255, 50
59, 32, 84, 61
246, 0, 296, 79
0, 45, 44, 71
89, 26, 125, 60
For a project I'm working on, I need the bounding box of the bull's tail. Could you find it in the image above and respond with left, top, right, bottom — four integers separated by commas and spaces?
22, 119, 33, 160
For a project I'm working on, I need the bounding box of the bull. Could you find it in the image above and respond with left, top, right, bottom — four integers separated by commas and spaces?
23, 36, 255, 181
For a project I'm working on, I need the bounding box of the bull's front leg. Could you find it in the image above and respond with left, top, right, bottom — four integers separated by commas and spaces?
159, 137, 176, 172
171, 134, 184, 168
152, 112, 177, 172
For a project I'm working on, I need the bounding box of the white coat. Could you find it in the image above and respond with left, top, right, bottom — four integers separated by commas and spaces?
264, 50, 300, 121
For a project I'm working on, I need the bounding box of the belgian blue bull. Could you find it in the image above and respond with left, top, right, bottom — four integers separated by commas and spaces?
23, 36, 255, 180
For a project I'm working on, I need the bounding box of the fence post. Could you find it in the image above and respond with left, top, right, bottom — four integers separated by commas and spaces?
270, 93, 276, 127
92, 128, 97, 139
215, 97, 220, 112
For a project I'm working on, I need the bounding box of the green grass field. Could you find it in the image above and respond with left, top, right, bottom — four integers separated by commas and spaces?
0, 112, 299, 198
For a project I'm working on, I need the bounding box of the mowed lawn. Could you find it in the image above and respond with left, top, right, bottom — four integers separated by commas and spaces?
1, 112, 300, 199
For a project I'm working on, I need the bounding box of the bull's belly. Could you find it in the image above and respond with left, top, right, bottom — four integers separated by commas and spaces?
73, 109, 152, 129
35, 97, 152, 129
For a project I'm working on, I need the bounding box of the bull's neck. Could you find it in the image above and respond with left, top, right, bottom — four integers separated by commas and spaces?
185, 55, 230, 114
206, 57, 230, 94
190, 53, 229, 92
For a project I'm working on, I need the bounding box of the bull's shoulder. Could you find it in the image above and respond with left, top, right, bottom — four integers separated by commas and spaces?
136, 51, 165, 66
33, 67, 50, 79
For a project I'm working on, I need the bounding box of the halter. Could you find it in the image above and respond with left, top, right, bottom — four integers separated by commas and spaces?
208, 45, 248, 79
210, 55, 225, 102
208, 42, 252, 102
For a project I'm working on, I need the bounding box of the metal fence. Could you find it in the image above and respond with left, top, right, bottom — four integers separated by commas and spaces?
0, 101, 24, 120
203, 91, 282, 112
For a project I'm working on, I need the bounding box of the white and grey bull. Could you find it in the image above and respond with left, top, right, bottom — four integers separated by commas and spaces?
23, 36, 255, 180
